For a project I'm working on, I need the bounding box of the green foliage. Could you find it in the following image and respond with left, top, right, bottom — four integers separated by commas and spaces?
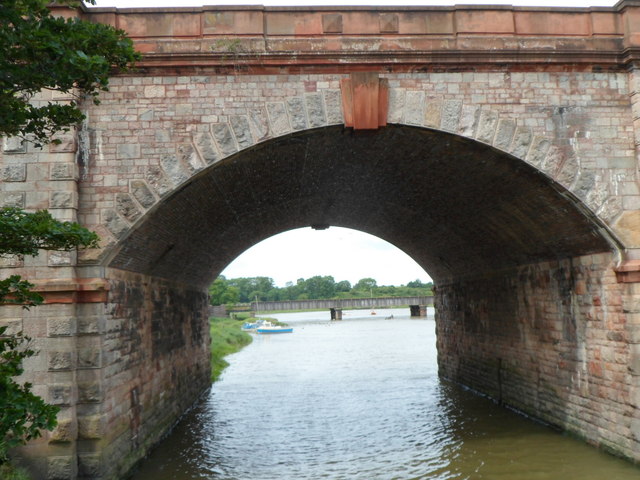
0, 0, 140, 147
209, 317, 252, 382
210, 275, 433, 305
0, 462, 30, 480
0, 207, 99, 258
0, 326, 60, 463
0, 208, 99, 465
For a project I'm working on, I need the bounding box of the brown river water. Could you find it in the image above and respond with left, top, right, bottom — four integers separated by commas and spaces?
130, 308, 640, 480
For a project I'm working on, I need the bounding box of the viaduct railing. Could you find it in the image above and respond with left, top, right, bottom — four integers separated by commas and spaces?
251, 296, 433, 312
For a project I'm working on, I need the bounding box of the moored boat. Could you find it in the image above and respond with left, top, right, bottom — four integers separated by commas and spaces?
256, 321, 293, 334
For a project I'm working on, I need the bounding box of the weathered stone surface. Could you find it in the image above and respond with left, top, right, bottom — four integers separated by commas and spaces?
117, 143, 141, 159
78, 454, 101, 478
614, 210, 640, 247
286, 96, 308, 130
440, 99, 462, 132
323, 89, 343, 124
49, 409, 76, 443
78, 415, 104, 439
458, 104, 479, 137
193, 132, 220, 166
510, 126, 533, 159
48, 251, 73, 267
146, 165, 173, 197
50, 191, 74, 209
476, 109, 499, 144
527, 136, 552, 168
47, 317, 76, 337
211, 122, 238, 156
103, 209, 129, 238
0, 319, 23, 335
131, 180, 156, 209
79, 382, 102, 403
177, 143, 203, 174
404, 91, 425, 125
248, 106, 271, 141
50, 163, 76, 181
1, 164, 26, 182
493, 119, 516, 151
47, 455, 76, 480
49, 133, 76, 153
78, 348, 102, 369
230, 115, 255, 149
267, 102, 291, 135
305, 93, 326, 128
0, 192, 25, 208
48, 351, 74, 371
3, 136, 25, 153
116, 193, 142, 223
160, 153, 190, 186
48, 384, 73, 406
388, 88, 405, 123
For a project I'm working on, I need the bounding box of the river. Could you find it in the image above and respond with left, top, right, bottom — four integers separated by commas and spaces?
130, 308, 640, 480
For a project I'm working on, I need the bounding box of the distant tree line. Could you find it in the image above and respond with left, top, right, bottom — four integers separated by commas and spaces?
209, 275, 433, 306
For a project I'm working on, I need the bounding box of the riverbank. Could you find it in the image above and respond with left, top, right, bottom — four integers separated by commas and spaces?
209, 317, 253, 382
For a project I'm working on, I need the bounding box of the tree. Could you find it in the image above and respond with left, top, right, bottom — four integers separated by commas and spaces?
354, 277, 377, 292
0, 208, 99, 463
0, 0, 140, 147
208, 276, 240, 306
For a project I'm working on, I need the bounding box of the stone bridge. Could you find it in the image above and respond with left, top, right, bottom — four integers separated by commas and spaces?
4, 2, 640, 478
252, 296, 434, 312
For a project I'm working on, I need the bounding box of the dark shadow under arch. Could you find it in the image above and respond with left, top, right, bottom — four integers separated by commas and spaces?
108, 125, 616, 287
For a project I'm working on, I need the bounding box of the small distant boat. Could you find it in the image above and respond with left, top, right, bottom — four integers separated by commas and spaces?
256, 321, 293, 334
241, 319, 264, 332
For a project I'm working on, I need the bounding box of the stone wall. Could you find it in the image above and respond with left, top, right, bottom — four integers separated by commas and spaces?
435, 252, 640, 460
95, 268, 211, 480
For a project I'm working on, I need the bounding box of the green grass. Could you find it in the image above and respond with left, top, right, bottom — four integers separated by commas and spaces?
209, 317, 253, 382
0, 463, 31, 480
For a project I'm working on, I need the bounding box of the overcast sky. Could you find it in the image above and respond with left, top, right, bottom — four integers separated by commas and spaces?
89, 0, 615, 286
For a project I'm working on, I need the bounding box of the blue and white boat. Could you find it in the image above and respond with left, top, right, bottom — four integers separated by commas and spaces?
256, 321, 293, 334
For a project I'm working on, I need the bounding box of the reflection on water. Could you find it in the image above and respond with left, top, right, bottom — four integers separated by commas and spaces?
131, 309, 640, 480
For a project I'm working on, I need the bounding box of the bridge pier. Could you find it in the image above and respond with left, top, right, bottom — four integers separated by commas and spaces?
409, 305, 427, 317
330, 308, 343, 321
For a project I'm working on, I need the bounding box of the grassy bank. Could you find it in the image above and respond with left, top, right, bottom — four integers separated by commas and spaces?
209, 316, 253, 382
0, 463, 30, 480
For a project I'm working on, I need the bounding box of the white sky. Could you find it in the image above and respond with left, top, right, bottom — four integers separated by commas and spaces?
89, 0, 616, 286
220, 227, 431, 287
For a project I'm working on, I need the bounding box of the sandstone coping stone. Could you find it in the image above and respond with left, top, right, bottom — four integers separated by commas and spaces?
493, 118, 516, 151
425, 97, 444, 129
458, 104, 479, 137
510, 126, 533, 158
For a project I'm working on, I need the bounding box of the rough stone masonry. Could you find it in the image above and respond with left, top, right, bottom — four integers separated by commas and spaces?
3, 2, 640, 478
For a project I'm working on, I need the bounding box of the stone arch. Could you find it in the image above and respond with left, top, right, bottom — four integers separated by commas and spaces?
95, 87, 622, 281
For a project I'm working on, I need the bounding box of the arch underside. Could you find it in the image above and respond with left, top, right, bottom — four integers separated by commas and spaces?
108, 125, 613, 287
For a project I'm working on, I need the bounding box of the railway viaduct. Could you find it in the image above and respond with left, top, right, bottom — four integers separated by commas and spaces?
3, 2, 640, 478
